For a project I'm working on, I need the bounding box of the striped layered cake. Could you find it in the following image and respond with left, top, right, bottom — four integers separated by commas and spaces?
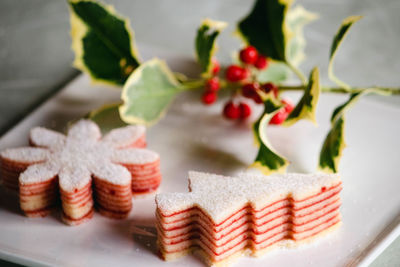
156, 171, 342, 266
0, 120, 162, 225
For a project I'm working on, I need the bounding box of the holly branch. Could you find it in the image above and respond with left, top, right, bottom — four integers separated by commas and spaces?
67, 0, 400, 175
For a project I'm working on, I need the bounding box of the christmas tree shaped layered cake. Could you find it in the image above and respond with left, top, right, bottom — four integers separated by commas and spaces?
156, 171, 342, 266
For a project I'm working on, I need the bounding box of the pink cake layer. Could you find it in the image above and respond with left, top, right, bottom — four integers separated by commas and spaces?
157, 183, 342, 262
158, 197, 341, 243
92, 176, 133, 218
0, 156, 42, 191
158, 198, 340, 249
19, 176, 59, 216
160, 217, 341, 262
158, 207, 340, 251
159, 183, 342, 230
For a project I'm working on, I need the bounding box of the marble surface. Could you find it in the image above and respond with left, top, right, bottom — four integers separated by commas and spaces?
0, 0, 399, 266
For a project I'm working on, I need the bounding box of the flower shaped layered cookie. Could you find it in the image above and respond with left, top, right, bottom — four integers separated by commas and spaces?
0, 120, 161, 225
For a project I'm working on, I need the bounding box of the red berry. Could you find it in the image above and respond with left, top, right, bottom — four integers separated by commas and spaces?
223, 101, 240, 119
282, 99, 294, 113
269, 109, 288, 125
205, 77, 220, 92
239, 46, 258, 64
239, 103, 252, 119
226, 65, 246, 82
261, 82, 279, 97
241, 83, 258, 98
212, 58, 220, 75
202, 91, 217, 105
253, 94, 263, 104
242, 68, 250, 80
254, 56, 268, 70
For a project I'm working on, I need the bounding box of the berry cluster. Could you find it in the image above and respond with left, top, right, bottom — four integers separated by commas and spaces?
201, 46, 294, 125
201, 59, 221, 105
222, 46, 270, 120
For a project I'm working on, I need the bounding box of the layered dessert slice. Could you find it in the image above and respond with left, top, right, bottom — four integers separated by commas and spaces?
156, 171, 342, 266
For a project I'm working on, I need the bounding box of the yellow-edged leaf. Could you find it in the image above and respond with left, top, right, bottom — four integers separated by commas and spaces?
237, 0, 293, 61
283, 67, 320, 126
195, 18, 227, 77
319, 88, 387, 173
119, 58, 182, 126
286, 5, 318, 66
252, 98, 289, 175
328, 16, 362, 90
69, 0, 140, 86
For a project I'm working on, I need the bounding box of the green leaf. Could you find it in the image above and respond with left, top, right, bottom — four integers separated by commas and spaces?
68, 0, 140, 86
256, 61, 291, 84
119, 58, 182, 126
87, 103, 127, 133
283, 67, 320, 126
328, 16, 362, 90
286, 5, 318, 67
237, 0, 293, 61
319, 88, 386, 173
195, 19, 227, 77
252, 98, 289, 174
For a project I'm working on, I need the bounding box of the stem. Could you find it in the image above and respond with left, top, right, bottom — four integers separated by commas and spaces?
279, 85, 400, 95
180, 79, 204, 90
286, 62, 307, 85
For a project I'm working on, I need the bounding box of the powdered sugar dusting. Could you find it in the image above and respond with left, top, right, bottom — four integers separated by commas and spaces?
67, 119, 101, 141
156, 171, 340, 223
20, 162, 59, 184
2, 119, 159, 192
30, 127, 66, 149
91, 163, 131, 185
111, 148, 159, 165
1, 147, 49, 163
103, 125, 145, 148
59, 164, 91, 192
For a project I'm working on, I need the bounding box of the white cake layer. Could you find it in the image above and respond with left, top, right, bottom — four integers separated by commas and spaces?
158, 216, 249, 248
254, 212, 340, 243
159, 205, 340, 249
20, 193, 58, 211
61, 189, 92, 206
158, 190, 340, 235
160, 215, 340, 261
62, 198, 93, 220
292, 214, 341, 240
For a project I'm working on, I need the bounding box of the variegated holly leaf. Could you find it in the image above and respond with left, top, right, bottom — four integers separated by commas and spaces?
286, 5, 318, 67
256, 61, 291, 84
195, 18, 227, 77
237, 0, 292, 61
252, 98, 289, 174
87, 103, 126, 133
283, 67, 320, 126
328, 16, 362, 90
319, 88, 388, 173
119, 58, 182, 126
237, 0, 316, 68
68, 0, 140, 86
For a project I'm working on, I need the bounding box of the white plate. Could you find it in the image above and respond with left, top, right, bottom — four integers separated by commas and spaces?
0, 49, 399, 267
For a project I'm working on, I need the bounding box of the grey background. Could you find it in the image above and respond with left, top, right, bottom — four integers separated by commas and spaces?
0, 0, 399, 266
